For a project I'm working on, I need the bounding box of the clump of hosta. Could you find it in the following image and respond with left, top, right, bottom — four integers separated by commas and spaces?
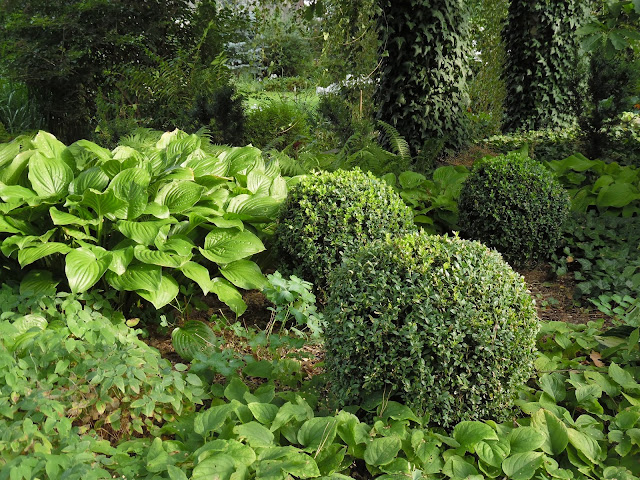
325, 232, 539, 427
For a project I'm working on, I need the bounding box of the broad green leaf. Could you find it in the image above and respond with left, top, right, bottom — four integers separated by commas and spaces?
210, 278, 247, 315
247, 171, 272, 195
531, 409, 569, 455
399, 171, 426, 189
224, 146, 263, 176
248, 403, 279, 425
70, 166, 110, 194
226, 194, 281, 222
144, 202, 171, 219
19, 270, 58, 296
255, 452, 320, 480
380, 401, 421, 424
609, 362, 640, 390
138, 274, 179, 309
18, 242, 71, 267
146, 437, 171, 473
225, 377, 249, 403
50, 207, 97, 226
501, 452, 544, 480
270, 177, 287, 199
192, 454, 236, 480
109, 168, 150, 220
442, 455, 479, 478
12, 314, 48, 333
538, 373, 567, 402
180, 261, 214, 295
243, 360, 275, 379
167, 465, 189, 480
201, 228, 265, 264
220, 260, 267, 290
155, 181, 204, 213
193, 439, 256, 468
363, 437, 401, 466
134, 245, 190, 268
0, 184, 37, 202
28, 152, 73, 199
81, 189, 126, 218
316, 444, 347, 477
184, 149, 230, 177
596, 183, 640, 208
65, 248, 112, 293
297, 417, 338, 451
32, 131, 68, 160
453, 421, 498, 452
567, 429, 602, 464
476, 438, 511, 468
105, 264, 162, 292
117, 220, 174, 245
194, 402, 239, 437
171, 320, 217, 362
108, 246, 134, 275
508, 427, 546, 454
0, 150, 34, 185
234, 421, 275, 448
74, 139, 112, 162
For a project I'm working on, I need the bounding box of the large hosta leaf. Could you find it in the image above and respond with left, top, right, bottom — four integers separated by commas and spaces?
155, 181, 204, 213
28, 152, 74, 199
0, 185, 37, 203
81, 189, 126, 218
184, 149, 230, 177
116, 220, 175, 245
134, 245, 190, 268
70, 166, 110, 194
180, 261, 214, 295
596, 182, 640, 208
74, 139, 113, 162
18, 242, 71, 267
201, 228, 265, 264
0, 150, 35, 185
109, 168, 151, 220
138, 273, 179, 309
211, 277, 247, 316
220, 260, 267, 290
171, 320, 218, 362
65, 248, 112, 293
106, 264, 162, 292
226, 195, 281, 222
50, 207, 97, 226
107, 245, 134, 275
222, 147, 263, 176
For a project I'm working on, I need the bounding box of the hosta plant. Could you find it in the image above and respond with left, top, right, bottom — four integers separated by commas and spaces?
0, 129, 286, 313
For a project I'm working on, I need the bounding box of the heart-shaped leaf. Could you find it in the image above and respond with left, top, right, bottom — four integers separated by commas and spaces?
65, 248, 112, 293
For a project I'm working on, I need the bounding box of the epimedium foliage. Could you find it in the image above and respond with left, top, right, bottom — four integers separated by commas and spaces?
374, 0, 472, 158
502, 0, 590, 132
0, 129, 288, 314
0, 0, 193, 143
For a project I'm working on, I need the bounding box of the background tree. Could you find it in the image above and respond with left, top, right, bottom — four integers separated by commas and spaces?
502, 0, 589, 132
374, 0, 471, 161
0, 0, 192, 142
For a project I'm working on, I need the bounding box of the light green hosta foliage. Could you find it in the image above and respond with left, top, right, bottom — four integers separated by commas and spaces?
0, 129, 286, 312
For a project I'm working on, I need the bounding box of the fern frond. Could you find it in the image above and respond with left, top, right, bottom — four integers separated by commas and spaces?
378, 120, 412, 161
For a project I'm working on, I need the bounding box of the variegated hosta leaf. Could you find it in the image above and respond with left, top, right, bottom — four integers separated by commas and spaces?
171, 320, 218, 362
138, 273, 179, 309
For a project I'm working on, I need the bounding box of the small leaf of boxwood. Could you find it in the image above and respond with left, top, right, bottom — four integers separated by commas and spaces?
364, 437, 401, 466
453, 421, 498, 452
234, 421, 275, 448
502, 452, 544, 480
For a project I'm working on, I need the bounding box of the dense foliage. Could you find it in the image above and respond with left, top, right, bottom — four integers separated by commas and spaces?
325, 232, 539, 427
459, 152, 571, 267
502, 0, 588, 131
375, 0, 471, 157
0, 130, 286, 313
274, 168, 415, 288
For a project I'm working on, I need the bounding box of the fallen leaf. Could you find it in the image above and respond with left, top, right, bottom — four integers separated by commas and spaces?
590, 351, 604, 367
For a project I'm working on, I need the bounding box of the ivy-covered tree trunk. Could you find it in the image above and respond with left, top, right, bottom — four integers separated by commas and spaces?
502, 0, 589, 132
375, 0, 471, 160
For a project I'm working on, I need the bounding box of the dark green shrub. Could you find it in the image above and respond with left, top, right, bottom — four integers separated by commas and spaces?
274, 168, 415, 288
458, 152, 571, 266
189, 85, 245, 145
325, 232, 539, 427
316, 93, 355, 147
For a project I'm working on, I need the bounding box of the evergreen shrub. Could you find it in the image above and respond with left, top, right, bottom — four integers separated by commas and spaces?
274, 168, 415, 288
325, 232, 539, 427
458, 152, 570, 266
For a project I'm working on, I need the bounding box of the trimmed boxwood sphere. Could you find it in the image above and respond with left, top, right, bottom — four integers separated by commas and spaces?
274, 168, 415, 288
325, 232, 539, 427
458, 152, 570, 267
